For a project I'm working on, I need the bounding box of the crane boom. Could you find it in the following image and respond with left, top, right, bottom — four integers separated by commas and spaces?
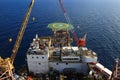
58, 0, 71, 24
58, 0, 79, 45
11, 0, 34, 64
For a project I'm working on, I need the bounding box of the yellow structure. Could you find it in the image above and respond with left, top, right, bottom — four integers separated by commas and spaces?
0, 0, 34, 79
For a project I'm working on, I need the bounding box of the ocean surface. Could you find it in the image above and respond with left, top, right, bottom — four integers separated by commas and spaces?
0, 0, 120, 71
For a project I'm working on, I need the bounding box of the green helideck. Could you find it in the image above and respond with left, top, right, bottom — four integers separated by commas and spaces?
48, 22, 74, 31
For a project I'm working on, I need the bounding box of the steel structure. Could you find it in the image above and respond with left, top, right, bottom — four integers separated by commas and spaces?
58, 0, 79, 45
110, 59, 120, 80
0, 0, 34, 79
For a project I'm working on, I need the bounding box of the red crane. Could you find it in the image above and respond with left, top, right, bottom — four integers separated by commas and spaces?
58, 0, 86, 47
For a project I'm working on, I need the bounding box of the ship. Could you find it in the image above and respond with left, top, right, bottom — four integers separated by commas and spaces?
25, 0, 120, 79
25, 22, 120, 80
26, 22, 96, 74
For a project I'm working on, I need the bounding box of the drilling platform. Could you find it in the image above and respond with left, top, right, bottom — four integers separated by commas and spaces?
0, 0, 120, 80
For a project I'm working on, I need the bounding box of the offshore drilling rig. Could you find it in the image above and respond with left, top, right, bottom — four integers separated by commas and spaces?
0, 0, 120, 80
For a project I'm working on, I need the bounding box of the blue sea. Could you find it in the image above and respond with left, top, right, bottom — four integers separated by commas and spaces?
0, 0, 120, 71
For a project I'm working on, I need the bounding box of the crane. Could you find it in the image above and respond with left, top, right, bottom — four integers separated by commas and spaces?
0, 0, 34, 79
58, 0, 86, 47
11, 0, 34, 64
58, 0, 72, 25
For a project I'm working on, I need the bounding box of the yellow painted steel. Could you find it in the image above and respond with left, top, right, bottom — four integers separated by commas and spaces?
11, 0, 34, 64
0, 0, 34, 79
